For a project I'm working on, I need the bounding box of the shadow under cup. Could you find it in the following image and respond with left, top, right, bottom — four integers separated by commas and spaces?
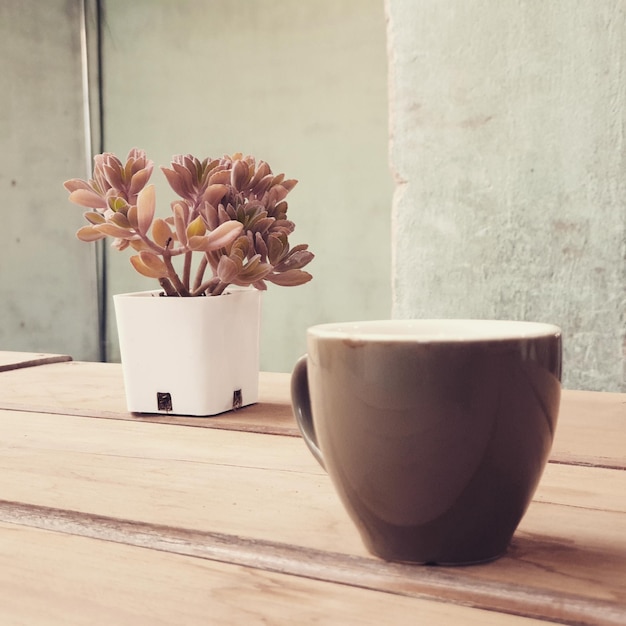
291, 319, 562, 565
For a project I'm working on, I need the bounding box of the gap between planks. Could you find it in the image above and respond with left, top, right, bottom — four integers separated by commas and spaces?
0, 499, 622, 626
0, 354, 73, 373
0, 402, 298, 437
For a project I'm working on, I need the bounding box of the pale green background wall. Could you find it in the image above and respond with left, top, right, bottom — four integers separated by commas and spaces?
387, 0, 626, 391
100, 0, 393, 373
3, 1, 624, 390
0, 0, 99, 360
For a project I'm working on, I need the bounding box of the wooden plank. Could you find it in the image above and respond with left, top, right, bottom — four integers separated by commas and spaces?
0, 361, 624, 466
0, 351, 72, 372
0, 512, 615, 626
0, 361, 296, 434
0, 522, 555, 626
0, 409, 623, 623
552, 389, 626, 469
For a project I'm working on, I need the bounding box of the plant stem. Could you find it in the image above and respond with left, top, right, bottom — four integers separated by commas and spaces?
183, 251, 192, 291
192, 276, 223, 296
163, 254, 191, 296
192, 255, 208, 291
158, 277, 177, 296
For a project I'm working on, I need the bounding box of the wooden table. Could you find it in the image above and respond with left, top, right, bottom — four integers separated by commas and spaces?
0, 353, 624, 625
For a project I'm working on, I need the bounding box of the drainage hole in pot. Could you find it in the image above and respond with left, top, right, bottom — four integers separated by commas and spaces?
233, 389, 243, 410
157, 392, 173, 412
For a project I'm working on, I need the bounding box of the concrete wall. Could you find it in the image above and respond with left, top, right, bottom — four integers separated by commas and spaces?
387, 0, 626, 391
101, 0, 393, 373
0, 0, 99, 360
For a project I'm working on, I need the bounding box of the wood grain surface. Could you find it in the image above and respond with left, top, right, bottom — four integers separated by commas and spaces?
0, 408, 623, 625
1, 361, 624, 467
0, 355, 624, 625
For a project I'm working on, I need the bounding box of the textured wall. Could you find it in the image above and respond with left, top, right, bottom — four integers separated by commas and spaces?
101, 0, 392, 373
387, 0, 626, 391
0, 0, 99, 360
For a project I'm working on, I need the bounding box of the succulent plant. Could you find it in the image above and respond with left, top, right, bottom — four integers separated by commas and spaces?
64, 149, 313, 296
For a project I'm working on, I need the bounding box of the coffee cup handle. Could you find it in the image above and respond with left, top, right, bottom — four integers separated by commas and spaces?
290, 355, 326, 470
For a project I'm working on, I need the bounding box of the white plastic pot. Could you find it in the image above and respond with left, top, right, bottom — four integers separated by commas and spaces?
114, 287, 262, 416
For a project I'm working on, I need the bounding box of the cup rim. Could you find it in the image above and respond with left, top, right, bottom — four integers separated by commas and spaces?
307, 319, 562, 342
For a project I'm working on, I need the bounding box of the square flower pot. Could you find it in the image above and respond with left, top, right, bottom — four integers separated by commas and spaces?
114, 288, 261, 416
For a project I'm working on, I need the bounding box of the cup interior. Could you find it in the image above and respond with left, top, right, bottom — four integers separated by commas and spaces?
308, 319, 561, 342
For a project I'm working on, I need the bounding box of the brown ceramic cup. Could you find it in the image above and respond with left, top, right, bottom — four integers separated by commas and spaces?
291, 319, 562, 565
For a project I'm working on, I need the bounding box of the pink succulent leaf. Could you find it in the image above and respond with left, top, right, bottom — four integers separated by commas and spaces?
64, 178, 93, 193
252, 174, 274, 197
127, 206, 138, 230
83, 211, 106, 225
218, 205, 232, 224
267, 235, 287, 264
103, 163, 124, 190
203, 220, 244, 250
267, 185, 289, 205
231, 159, 250, 190
254, 232, 268, 260
237, 256, 273, 283
68, 188, 108, 210
274, 249, 314, 272
249, 161, 271, 187
129, 238, 152, 252
136, 184, 156, 235
272, 201, 289, 220
187, 235, 209, 251
173, 203, 189, 246
139, 251, 168, 277
272, 219, 295, 235
281, 179, 298, 192
94, 223, 134, 239
112, 237, 130, 251
250, 217, 274, 234
161, 166, 188, 198
267, 269, 313, 287
108, 211, 132, 229
128, 166, 153, 196
130, 254, 165, 279
76, 225, 107, 242
199, 201, 220, 230
203, 184, 228, 208
172, 161, 195, 192
208, 169, 230, 185
151, 218, 173, 248
216, 255, 240, 283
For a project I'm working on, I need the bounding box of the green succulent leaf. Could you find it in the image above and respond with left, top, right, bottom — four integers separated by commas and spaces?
187, 215, 206, 238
